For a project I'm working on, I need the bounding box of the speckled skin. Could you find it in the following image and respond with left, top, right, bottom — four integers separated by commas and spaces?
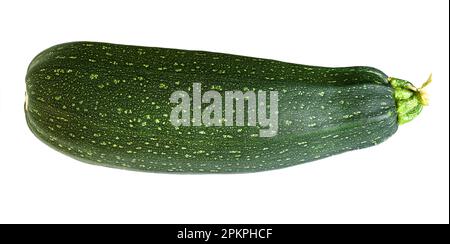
25, 42, 398, 173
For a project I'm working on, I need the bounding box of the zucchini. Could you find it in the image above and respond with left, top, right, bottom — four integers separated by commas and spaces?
25, 42, 429, 173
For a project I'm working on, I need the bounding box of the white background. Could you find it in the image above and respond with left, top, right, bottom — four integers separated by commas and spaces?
0, 0, 448, 224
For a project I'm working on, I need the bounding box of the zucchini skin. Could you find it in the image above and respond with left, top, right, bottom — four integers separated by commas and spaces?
25, 42, 398, 173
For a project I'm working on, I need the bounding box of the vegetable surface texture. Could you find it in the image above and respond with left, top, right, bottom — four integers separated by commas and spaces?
25, 42, 429, 173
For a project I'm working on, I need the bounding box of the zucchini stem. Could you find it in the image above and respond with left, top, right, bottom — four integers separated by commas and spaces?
388, 74, 431, 125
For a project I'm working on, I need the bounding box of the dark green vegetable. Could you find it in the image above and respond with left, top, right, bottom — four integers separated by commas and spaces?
25, 42, 429, 173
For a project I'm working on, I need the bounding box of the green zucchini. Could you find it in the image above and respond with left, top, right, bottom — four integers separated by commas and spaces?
25, 41, 429, 173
